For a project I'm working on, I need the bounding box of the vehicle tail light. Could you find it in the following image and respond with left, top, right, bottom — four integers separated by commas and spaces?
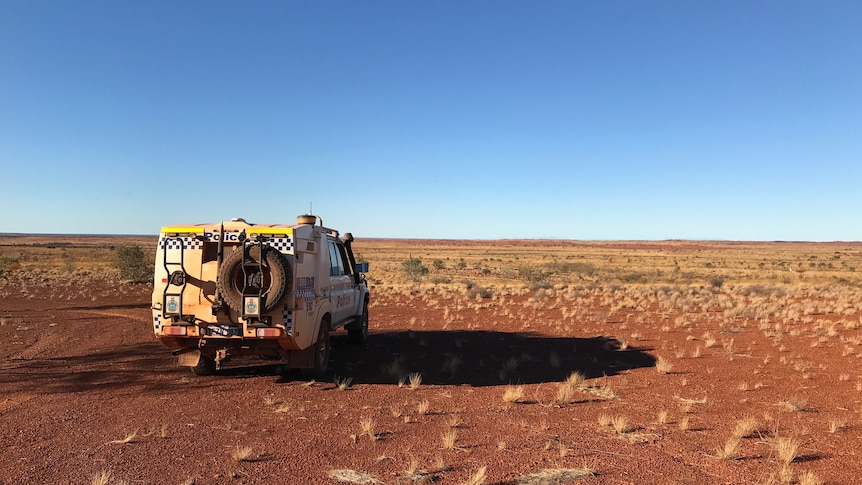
256, 328, 281, 337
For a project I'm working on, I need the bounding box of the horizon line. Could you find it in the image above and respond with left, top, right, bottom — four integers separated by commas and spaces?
0, 232, 859, 245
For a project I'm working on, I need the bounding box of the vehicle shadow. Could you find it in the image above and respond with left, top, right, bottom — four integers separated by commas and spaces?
0, 341, 200, 396
264, 329, 654, 387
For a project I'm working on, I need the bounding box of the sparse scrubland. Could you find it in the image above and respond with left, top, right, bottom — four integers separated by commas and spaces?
2, 235, 862, 483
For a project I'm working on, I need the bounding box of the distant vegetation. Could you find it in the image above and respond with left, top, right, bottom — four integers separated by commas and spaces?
115, 245, 152, 282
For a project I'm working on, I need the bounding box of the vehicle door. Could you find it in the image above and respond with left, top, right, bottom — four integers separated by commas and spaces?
328, 239, 354, 325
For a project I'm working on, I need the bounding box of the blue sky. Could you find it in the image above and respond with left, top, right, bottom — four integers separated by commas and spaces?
1, 1, 860, 240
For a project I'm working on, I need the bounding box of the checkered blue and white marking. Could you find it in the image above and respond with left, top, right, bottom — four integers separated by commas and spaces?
266, 237, 294, 254
295, 289, 315, 312
199, 233, 294, 255
159, 236, 204, 250
282, 308, 293, 334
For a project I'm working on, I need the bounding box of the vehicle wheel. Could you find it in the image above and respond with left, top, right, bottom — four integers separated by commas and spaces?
191, 354, 217, 376
217, 245, 292, 313
347, 301, 368, 345
302, 320, 330, 378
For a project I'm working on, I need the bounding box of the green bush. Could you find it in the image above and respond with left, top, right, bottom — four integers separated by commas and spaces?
0, 256, 20, 274
519, 266, 552, 289
116, 245, 152, 282
402, 257, 429, 280
518, 266, 549, 283
622, 273, 644, 283
547, 261, 595, 276
459, 279, 490, 298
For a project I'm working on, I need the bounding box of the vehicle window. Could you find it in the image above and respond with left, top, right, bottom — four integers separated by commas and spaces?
337, 243, 352, 275
329, 241, 344, 276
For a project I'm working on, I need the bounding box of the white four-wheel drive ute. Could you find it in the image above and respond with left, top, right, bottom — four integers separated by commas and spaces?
151, 215, 369, 376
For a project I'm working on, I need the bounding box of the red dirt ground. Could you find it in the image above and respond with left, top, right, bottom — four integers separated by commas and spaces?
2, 242, 862, 484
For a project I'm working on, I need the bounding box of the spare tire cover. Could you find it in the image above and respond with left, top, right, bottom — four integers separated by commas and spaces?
217, 245, 292, 313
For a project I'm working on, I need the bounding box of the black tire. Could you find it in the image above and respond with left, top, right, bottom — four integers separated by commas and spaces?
191, 354, 217, 376
302, 319, 330, 378
217, 245, 292, 313
347, 300, 368, 345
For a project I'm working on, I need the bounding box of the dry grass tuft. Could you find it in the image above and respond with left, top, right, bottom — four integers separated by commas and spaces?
417, 399, 430, 415
829, 419, 847, 434
797, 470, 823, 485
582, 382, 618, 400
431, 454, 451, 473
554, 382, 575, 405
274, 403, 292, 413
459, 466, 486, 485
108, 430, 138, 445
715, 437, 741, 460
678, 416, 690, 431
400, 453, 438, 483
360, 417, 378, 441
446, 414, 462, 429
675, 395, 708, 405
566, 371, 585, 387
404, 453, 420, 476
780, 397, 809, 412
773, 436, 801, 464
334, 376, 353, 391
385, 360, 404, 380
91, 470, 111, 485
611, 416, 630, 434
655, 356, 673, 374
732, 416, 759, 439
516, 468, 596, 484
327, 469, 383, 484
502, 385, 524, 403
408, 372, 422, 390
231, 445, 254, 462
441, 429, 460, 450
768, 465, 794, 485
722, 338, 735, 357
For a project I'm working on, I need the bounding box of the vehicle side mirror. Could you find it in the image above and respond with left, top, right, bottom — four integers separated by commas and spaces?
354, 263, 369, 273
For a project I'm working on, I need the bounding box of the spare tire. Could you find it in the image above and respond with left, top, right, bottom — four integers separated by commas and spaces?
217, 245, 292, 314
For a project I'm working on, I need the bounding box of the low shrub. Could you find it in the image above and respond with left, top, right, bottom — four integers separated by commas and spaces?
116, 245, 152, 282
0, 256, 20, 274
402, 257, 429, 280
